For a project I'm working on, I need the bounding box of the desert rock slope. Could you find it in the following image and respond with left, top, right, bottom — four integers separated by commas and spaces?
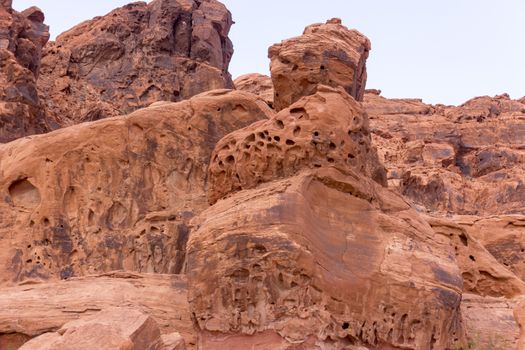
0, 1, 523, 349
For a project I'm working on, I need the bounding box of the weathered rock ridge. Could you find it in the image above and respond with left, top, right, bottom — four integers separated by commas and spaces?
38, 0, 235, 126
0, 1, 50, 142
0, 89, 272, 285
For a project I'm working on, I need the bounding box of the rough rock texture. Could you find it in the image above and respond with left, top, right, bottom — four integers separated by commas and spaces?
456, 215, 525, 283
0, 1, 50, 142
426, 216, 525, 298
461, 294, 522, 349
208, 85, 386, 204
0, 89, 272, 284
38, 0, 235, 126
269, 18, 370, 111
188, 167, 464, 349
19, 308, 170, 350
234, 73, 274, 108
366, 92, 525, 215
0, 272, 193, 349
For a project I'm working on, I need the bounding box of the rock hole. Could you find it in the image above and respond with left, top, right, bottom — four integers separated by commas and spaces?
327, 157, 335, 163
348, 153, 355, 159
313, 131, 320, 137
257, 132, 265, 139
226, 155, 235, 164
320, 65, 325, 70
286, 139, 295, 145
246, 134, 255, 142
293, 126, 301, 136
329, 142, 336, 150
342, 322, 349, 330
469, 255, 476, 262
459, 233, 468, 246
42, 217, 50, 226
9, 178, 41, 209
275, 120, 285, 129
273, 136, 281, 142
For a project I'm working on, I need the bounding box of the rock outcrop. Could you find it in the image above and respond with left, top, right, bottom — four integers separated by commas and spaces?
269, 18, 370, 111
19, 308, 183, 350
0, 89, 272, 284
234, 73, 274, 108
0, 272, 193, 349
208, 85, 386, 204
0, 1, 50, 142
38, 0, 235, 126
366, 92, 525, 215
188, 167, 464, 349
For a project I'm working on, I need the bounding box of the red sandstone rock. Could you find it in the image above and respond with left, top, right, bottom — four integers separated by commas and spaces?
19, 308, 167, 350
0, 89, 272, 284
188, 167, 465, 349
38, 0, 235, 126
234, 73, 274, 108
367, 92, 525, 215
269, 18, 370, 111
208, 85, 386, 204
0, 1, 50, 142
0, 272, 193, 349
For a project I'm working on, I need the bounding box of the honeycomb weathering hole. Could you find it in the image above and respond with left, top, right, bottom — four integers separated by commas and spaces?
8, 178, 41, 209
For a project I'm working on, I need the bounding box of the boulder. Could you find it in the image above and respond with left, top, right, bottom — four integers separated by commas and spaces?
0, 272, 193, 349
0, 89, 272, 284
0, 2, 50, 142
19, 308, 163, 350
269, 18, 370, 111
234, 73, 274, 108
38, 0, 235, 126
208, 85, 386, 204
188, 167, 465, 349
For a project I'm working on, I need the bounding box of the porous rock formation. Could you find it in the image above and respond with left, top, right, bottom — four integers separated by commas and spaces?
38, 0, 235, 126
269, 18, 370, 111
0, 0, 523, 348
0, 89, 272, 285
189, 166, 464, 349
0, 1, 50, 142
208, 85, 386, 204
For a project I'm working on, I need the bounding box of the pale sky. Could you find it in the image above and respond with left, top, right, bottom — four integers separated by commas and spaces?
13, 0, 525, 105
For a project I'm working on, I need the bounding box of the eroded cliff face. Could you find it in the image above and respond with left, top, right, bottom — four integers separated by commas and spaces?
38, 0, 235, 126
0, 2, 50, 142
0, 90, 272, 285
0, 2, 523, 349
365, 92, 525, 216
